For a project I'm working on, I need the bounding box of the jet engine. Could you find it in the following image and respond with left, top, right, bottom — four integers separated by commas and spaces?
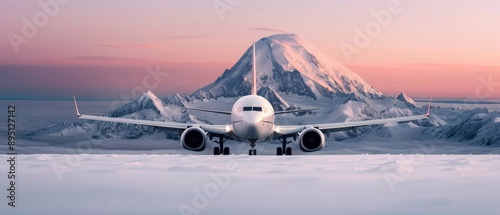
180, 127, 207, 151
298, 127, 325, 152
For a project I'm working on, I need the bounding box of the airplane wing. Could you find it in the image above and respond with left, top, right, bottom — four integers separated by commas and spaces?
313, 114, 429, 132
73, 97, 230, 135
275, 114, 429, 136
275, 98, 432, 136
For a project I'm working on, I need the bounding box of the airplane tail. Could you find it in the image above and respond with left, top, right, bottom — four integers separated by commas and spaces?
251, 42, 257, 95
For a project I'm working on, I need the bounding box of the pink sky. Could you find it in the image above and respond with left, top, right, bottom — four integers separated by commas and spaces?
1, 0, 499, 99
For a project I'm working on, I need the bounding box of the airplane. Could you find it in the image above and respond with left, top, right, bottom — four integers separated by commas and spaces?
73, 42, 432, 156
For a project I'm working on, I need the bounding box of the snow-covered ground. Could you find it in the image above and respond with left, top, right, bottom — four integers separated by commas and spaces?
1, 154, 499, 215
1, 100, 499, 214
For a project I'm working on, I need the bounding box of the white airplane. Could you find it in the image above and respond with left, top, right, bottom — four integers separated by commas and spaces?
73, 43, 431, 156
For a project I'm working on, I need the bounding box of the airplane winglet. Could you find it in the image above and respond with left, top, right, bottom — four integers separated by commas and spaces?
73, 96, 81, 117
426, 96, 432, 117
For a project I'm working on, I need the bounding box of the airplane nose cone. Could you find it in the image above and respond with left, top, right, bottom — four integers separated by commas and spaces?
240, 114, 263, 142
247, 124, 259, 141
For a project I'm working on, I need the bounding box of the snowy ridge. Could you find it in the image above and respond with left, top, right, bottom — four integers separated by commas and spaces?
257, 85, 290, 111
106, 90, 169, 118
396, 92, 420, 108
193, 34, 384, 100
164, 93, 190, 108
262, 34, 384, 98
26, 121, 94, 138
23, 34, 500, 147
26, 92, 500, 146
96, 91, 193, 139
146, 90, 170, 117
439, 111, 500, 146
28, 91, 192, 140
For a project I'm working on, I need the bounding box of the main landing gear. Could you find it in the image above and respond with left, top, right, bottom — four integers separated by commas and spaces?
213, 135, 230, 155
277, 136, 292, 156
248, 140, 257, 156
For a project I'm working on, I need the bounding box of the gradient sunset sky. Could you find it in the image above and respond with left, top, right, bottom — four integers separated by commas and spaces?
1, 0, 499, 100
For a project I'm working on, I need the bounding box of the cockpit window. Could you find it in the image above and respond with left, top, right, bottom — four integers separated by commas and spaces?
242, 106, 262, 112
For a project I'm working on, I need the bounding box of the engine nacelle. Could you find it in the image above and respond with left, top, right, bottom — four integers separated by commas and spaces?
180, 127, 207, 151
298, 128, 325, 152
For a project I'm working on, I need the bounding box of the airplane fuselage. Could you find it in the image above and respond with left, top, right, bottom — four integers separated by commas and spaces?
230, 95, 275, 144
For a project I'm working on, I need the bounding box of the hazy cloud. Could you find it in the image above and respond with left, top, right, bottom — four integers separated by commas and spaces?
251, 28, 288, 33
70, 56, 149, 61
90, 43, 156, 49
69, 56, 156, 65
72, 56, 127, 61
160, 34, 212, 40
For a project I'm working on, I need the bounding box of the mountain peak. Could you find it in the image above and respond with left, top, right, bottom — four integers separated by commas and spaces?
396, 92, 419, 108
264, 33, 301, 42
266, 33, 299, 38
107, 91, 169, 118
192, 34, 385, 100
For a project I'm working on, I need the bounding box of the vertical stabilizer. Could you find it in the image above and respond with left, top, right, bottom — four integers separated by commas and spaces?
251, 42, 257, 95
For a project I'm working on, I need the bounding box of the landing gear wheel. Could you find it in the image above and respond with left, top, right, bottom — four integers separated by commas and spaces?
249, 149, 252, 156
278, 136, 292, 156
213, 135, 227, 155
253, 149, 257, 155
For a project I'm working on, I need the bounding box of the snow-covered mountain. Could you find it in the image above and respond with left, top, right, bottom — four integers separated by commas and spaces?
95, 91, 189, 139
25, 34, 499, 148
396, 92, 420, 108
28, 91, 192, 140
437, 109, 500, 146
192, 34, 384, 100
257, 85, 290, 111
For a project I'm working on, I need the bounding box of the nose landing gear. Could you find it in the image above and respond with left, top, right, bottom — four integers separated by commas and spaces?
248, 140, 257, 156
